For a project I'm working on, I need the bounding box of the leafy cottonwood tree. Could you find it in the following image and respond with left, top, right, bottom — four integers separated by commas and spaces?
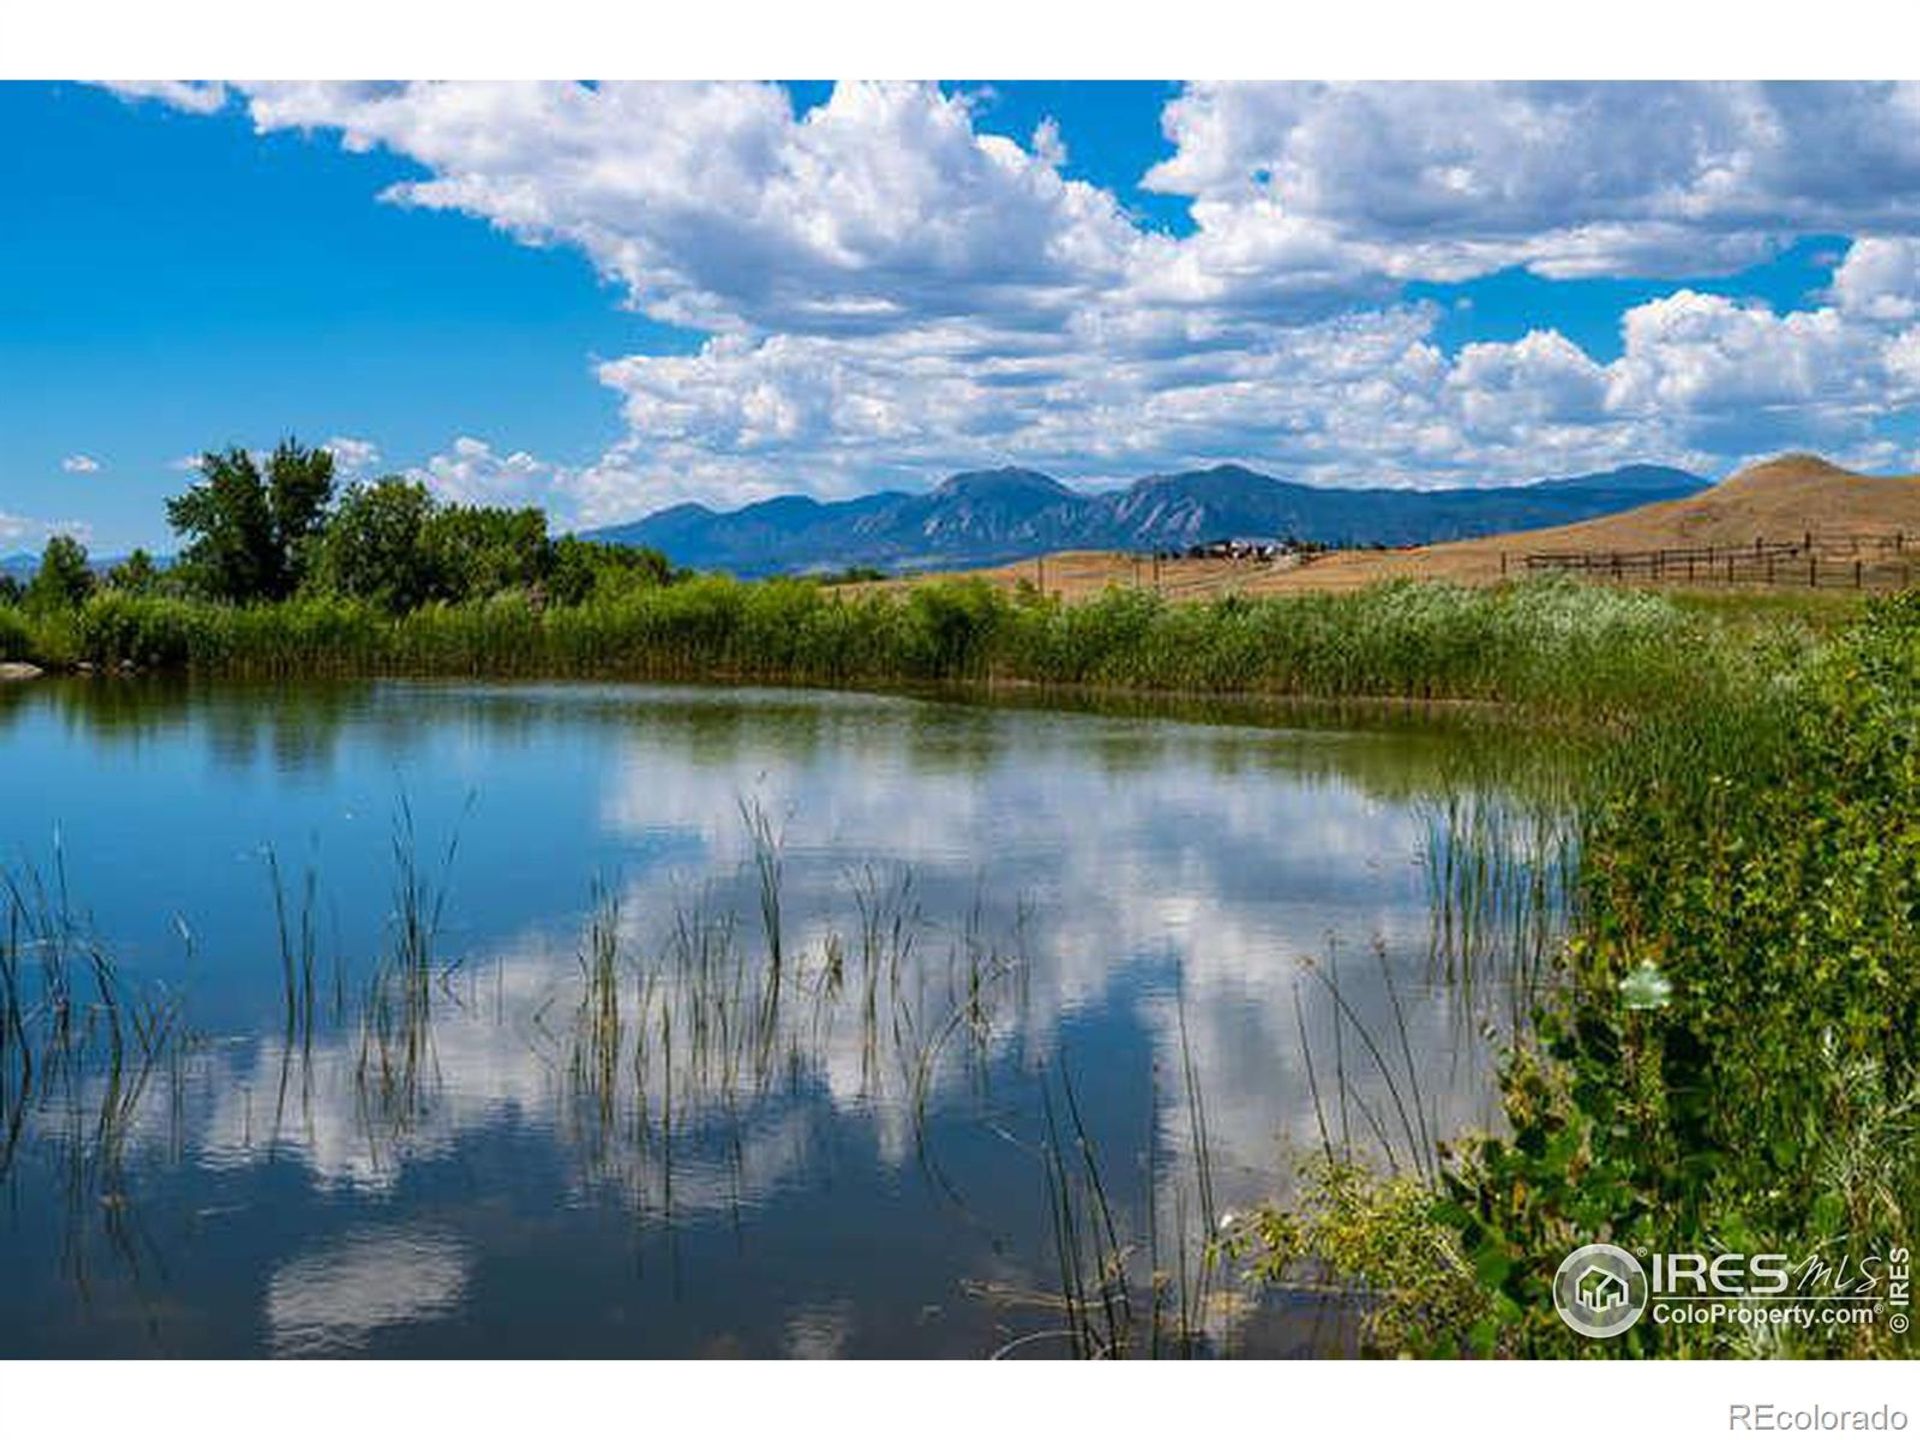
313, 482, 679, 609
421, 504, 552, 600
313, 477, 439, 611
166, 440, 334, 602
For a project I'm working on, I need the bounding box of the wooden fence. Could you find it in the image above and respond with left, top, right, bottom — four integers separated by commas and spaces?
1011, 551, 1288, 602
1514, 531, 1914, 590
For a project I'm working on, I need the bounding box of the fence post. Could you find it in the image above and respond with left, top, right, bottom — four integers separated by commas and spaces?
1808, 556, 1816, 587
1855, 559, 1863, 589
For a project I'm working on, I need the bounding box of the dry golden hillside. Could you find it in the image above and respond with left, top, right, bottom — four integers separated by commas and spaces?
858, 455, 1920, 600
1245, 453, 1920, 593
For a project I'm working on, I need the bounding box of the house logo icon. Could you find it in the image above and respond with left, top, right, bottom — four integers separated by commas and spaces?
1553, 1243, 1649, 1338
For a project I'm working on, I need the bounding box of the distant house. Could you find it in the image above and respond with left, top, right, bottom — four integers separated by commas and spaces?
1178, 537, 1293, 562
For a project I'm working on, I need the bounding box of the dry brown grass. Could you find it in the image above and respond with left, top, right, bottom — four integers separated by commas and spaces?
856, 549, 1297, 602
847, 454, 1920, 601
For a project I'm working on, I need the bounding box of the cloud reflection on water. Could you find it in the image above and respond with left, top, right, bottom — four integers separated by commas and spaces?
2, 680, 1569, 1355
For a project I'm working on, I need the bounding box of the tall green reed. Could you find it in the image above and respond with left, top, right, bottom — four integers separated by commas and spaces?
26, 574, 1800, 729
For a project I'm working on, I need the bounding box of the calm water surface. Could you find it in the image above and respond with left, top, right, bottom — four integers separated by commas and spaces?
0, 678, 1568, 1357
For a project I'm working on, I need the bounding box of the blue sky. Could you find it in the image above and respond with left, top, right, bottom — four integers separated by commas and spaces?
5, 81, 1920, 552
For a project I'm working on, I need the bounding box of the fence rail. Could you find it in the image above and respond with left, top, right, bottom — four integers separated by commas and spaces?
1514, 531, 1914, 589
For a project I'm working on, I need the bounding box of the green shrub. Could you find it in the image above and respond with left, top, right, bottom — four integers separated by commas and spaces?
76, 593, 203, 669
0, 605, 30, 662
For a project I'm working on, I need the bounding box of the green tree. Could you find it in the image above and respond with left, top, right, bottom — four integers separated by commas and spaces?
0, 574, 22, 607
25, 534, 95, 611
166, 439, 335, 601
547, 535, 676, 605
104, 548, 161, 595
266, 438, 335, 566
313, 477, 440, 611
422, 504, 551, 602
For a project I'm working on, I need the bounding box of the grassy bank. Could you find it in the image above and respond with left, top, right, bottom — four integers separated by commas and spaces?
0, 573, 1802, 722
1233, 590, 1919, 1358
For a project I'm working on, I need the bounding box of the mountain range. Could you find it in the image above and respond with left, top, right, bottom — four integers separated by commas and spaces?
2, 462, 1709, 585
585, 463, 1709, 576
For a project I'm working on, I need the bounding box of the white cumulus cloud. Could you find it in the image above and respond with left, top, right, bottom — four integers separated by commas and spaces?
322, 436, 383, 478
1145, 82, 1920, 280
1834, 237, 1920, 321
98, 81, 1920, 522
103, 80, 229, 115
407, 435, 552, 507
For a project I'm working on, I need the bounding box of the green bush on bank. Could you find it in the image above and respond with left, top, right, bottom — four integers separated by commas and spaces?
1235, 590, 1918, 1358
0, 604, 31, 663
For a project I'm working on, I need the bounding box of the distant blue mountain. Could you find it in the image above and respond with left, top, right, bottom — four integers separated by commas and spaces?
585, 463, 1709, 576
1, 550, 170, 584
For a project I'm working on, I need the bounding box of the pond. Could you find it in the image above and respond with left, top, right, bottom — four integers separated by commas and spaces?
0, 678, 1573, 1357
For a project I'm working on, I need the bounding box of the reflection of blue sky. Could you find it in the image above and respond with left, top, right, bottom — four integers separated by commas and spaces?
3, 682, 1445, 1018
0, 680, 1553, 1355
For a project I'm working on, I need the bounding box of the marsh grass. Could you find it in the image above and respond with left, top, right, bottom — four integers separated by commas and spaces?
470, 825, 1044, 1233
1419, 789, 1578, 1032
353, 796, 470, 1140
1296, 944, 1444, 1186
0, 848, 184, 1106
997, 1000, 1231, 1360
573, 878, 624, 1132
740, 797, 786, 1054
265, 848, 320, 1050
9, 574, 1798, 728
1039, 1068, 1134, 1358
1, 846, 190, 1294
